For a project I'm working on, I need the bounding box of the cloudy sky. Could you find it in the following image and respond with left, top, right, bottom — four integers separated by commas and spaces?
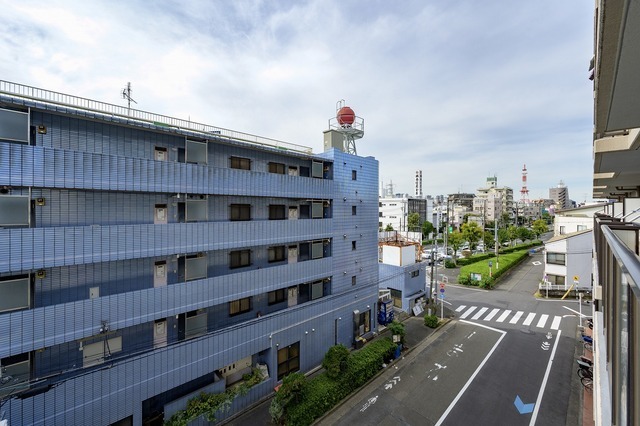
1, 0, 595, 202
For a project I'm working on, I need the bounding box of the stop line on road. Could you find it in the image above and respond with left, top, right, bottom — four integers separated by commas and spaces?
455, 305, 562, 330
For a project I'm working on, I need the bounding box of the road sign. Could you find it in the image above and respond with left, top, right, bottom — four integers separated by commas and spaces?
439, 288, 445, 293
439, 282, 445, 290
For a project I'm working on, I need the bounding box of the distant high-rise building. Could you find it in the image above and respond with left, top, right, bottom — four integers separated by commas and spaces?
415, 170, 423, 198
549, 181, 571, 210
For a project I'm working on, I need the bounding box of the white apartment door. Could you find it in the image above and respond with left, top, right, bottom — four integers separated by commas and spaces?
153, 319, 167, 348
288, 286, 298, 307
288, 246, 298, 264
154, 261, 167, 287
154, 204, 168, 224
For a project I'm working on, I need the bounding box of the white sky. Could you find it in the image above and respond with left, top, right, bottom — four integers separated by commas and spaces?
0, 0, 595, 202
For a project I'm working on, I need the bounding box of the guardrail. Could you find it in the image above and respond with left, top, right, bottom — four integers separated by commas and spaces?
0, 80, 312, 154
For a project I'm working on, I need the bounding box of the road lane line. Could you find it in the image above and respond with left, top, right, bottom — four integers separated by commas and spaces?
456, 305, 467, 312
529, 330, 562, 426
471, 307, 488, 320
536, 314, 549, 328
522, 313, 536, 326
496, 310, 512, 323
459, 306, 477, 319
550, 316, 562, 330
509, 311, 524, 324
483, 308, 500, 321
436, 321, 507, 426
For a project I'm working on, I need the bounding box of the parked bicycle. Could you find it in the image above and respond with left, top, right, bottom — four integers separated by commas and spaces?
581, 334, 593, 351
576, 358, 593, 380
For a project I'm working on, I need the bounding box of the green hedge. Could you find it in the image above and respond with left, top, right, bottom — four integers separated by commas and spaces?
277, 338, 397, 426
458, 249, 531, 289
456, 253, 495, 266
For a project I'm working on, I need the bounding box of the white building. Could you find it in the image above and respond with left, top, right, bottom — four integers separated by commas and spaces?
542, 230, 592, 289
553, 203, 606, 236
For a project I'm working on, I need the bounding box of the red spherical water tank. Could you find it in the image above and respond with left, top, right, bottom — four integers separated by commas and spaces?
337, 106, 355, 125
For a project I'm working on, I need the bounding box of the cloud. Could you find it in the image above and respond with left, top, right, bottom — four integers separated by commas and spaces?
0, 0, 595, 202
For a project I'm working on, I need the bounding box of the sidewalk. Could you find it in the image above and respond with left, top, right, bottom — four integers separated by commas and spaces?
222, 309, 451, 425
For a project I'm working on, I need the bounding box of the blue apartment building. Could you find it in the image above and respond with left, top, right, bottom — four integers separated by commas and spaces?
0, 81, 379, 425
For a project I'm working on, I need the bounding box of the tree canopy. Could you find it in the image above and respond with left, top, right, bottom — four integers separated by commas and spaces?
422, 220, 434, 238
461, 221, 483, 249
532, 219, 548, 239
407, 212, 421, 233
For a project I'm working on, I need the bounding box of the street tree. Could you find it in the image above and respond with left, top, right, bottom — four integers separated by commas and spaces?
407, 212, 421, 233
516, 226, 533, 243
507, 225, 518, 246
422, 220, 434, 238
498, 228, 509, 246
448, 230, 464, 261
461, 221, 483, 249
532, 219, 548, 239
384, 223, 394, 232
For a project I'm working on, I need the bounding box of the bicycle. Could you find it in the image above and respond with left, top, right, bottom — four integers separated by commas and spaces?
581, 334, 593, 351
576, 359, 593, 380
581, 376, 593, 390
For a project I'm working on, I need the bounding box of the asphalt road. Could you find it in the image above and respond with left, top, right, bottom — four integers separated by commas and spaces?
321, 250, 584, 426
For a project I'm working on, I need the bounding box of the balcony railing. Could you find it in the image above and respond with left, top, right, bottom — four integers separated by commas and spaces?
0, 80, 312, 154
593, 214, 640, 426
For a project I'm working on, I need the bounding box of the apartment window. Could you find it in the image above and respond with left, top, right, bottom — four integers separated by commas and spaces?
82, 336, 122, 367
268, 162, 286, 174
230, 204, 251, 221
352, 206, 357, 216
277, 342, 300, 380
0, 276, 30, 313
185, 254, 207, 281
269, 205, 286, 220
229, 297, 252, 316
185, 309, 207, 339
312, 161, 323, 178
230, 156, 251, 170
411, 270, 420, 278
546, 252, 566, 265
547, 274, 565, 285
577, 225, 587, 231
154, 146, 167, 161
0, 195, 29, 227
186, 140, 207, 164
230, 250, 252, 269
352, 241, 357, 251
0, 108, 29, 143
355, 310, 371, 336
352, 276, 356, 286
311, 281, 324, 300
352, 170, 357, 180
312, 241, 323, 259
268, 246, 286, 263
268, 289, 286, 305
186, 199, 207, 222
559, 226, 566, 235
311, 202, 323, 219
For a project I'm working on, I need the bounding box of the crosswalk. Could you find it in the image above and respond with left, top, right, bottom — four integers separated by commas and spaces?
456, 305, 562, 330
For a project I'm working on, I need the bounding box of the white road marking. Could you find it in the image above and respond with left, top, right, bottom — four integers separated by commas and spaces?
483, 308, 500, 321
471, 307, 488, 320
456, 305, 467, 312
536, 314, 549, 328
522, 313, 536, 326
550, 316, 562, 330
496, 310, 512, 323
509, 311, 524, 324
562, 305, 584, 316
436, 321, 506, 426
529, 330, 563, 425
459, 306, 477, 319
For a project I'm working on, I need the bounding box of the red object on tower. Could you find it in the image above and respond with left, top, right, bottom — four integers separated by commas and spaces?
336, 106, 355, 126
520, 164, 530, 203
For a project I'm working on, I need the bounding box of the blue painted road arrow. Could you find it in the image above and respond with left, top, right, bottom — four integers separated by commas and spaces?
514, 395, 535, 414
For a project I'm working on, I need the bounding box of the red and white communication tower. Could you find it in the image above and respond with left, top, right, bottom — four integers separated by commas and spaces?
520, 164, 530, 203
328, 100, 364, 155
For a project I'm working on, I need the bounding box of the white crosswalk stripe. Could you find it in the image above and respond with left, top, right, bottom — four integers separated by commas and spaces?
536, 314, 549, 328
471, 307, 489, 320
460, 306, 477, 319
455, 305, 562, 331
523, 313, 536, 326
496, 310, 512, 323
483, 308, 500, 321
509, 311, 524, 324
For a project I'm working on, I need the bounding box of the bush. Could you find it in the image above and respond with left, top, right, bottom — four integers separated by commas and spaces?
424, 314, 439, 328
322, 344, 349, 380
285, 374, 349, 426
387, 320, 406, 345
444, 259, 457, 268
344, 338, 397, 389
270, 372, 307, 424
458, 248, 531, 289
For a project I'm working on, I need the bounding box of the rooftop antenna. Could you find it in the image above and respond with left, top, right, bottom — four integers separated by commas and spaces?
121, 82, 137, 114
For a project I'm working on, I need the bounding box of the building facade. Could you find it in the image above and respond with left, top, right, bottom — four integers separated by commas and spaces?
590, 1, 640, 424
0, 82, 379, 424
475, 177, 513, 221
379, 195, 427, 232
549, 181, 571, 210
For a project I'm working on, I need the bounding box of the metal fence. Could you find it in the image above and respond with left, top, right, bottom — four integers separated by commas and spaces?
0, 80, 312, 154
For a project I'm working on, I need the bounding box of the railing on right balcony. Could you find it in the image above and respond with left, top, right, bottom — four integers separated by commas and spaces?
593, 214, 640, 426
